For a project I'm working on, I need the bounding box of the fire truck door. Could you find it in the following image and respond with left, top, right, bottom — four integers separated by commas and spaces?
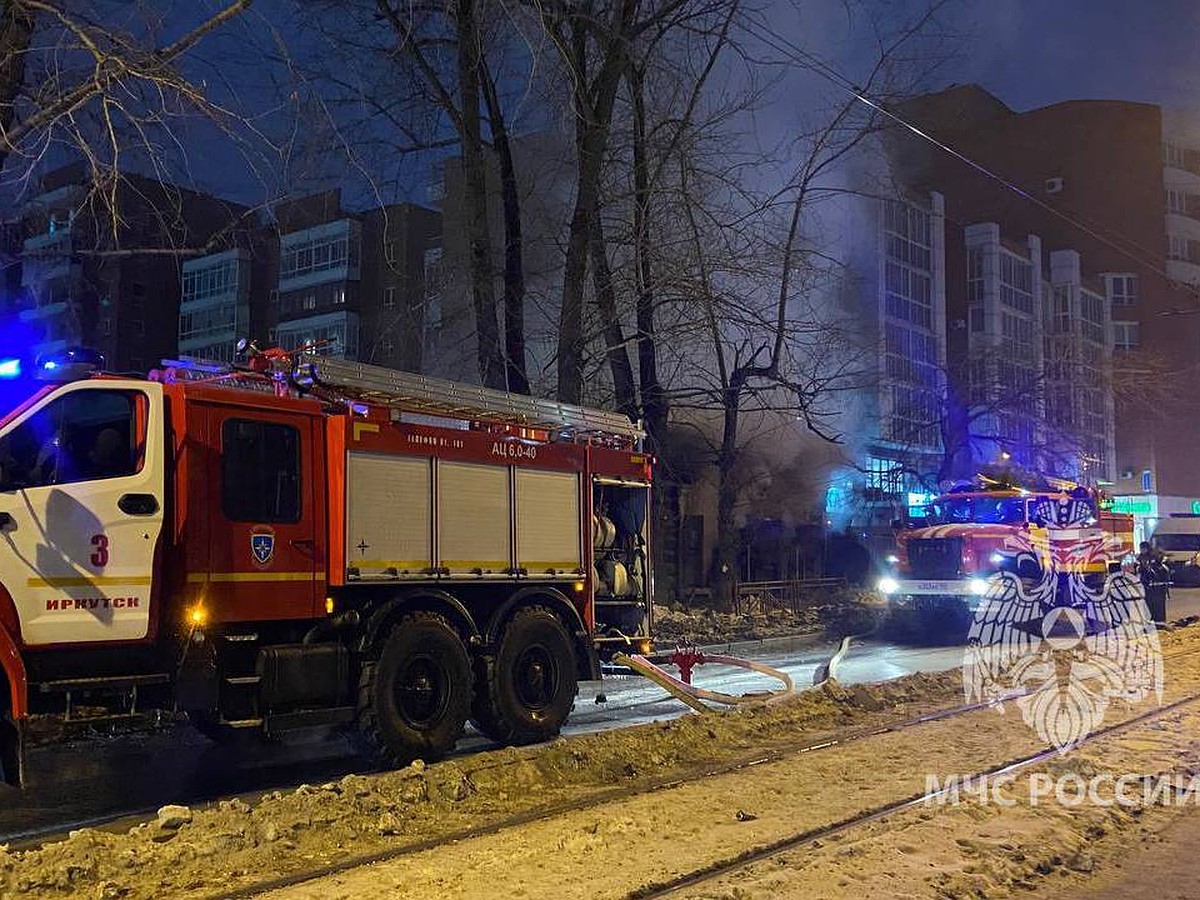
204, 407, 320, 620
0, 381, 165, 645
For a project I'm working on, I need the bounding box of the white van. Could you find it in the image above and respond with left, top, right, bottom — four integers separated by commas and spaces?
1151, 515, 1200, 586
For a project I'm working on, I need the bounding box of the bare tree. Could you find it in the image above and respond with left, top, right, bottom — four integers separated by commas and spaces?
0, 1, 254, 197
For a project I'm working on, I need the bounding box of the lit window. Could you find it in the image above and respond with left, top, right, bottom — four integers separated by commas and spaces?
302, 295, 316, 311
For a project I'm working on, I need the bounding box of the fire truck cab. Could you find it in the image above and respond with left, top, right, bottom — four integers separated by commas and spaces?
0, 348, 653, 786
879, 474, 1135, 609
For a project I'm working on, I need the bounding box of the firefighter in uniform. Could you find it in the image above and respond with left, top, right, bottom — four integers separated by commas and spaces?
1137, 541, 1170, 624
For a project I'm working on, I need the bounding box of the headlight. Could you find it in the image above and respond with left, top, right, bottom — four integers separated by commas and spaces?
884, 554, 899, 565
969, 577, 989, 596
989, 552, 1005, 566
878, 576, 899, 595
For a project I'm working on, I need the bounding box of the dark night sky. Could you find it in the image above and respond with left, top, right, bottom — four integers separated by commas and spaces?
953, 0, 1200, 112
28, 0, 1196, 209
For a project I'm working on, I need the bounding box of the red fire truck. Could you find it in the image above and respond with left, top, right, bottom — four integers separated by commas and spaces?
879, 474, 1135, 607
0, 346, 653, 786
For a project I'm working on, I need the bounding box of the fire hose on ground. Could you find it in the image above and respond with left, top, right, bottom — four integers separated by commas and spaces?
611, 635, 857, 713
609, 633, 854, 720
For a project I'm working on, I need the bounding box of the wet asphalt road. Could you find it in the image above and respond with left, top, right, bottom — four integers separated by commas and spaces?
0, 635, 967, 843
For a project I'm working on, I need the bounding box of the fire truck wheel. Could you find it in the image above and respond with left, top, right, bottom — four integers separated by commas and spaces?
471, 606, 578, 746
355, 612, 473, 767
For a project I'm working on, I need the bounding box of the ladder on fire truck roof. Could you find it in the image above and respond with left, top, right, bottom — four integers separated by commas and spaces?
291, 352, 645, 446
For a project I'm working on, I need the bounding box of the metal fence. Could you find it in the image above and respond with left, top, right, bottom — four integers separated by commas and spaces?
733, 577, 846, 615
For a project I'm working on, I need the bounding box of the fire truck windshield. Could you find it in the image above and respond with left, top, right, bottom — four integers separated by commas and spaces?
924, 496, 1027, 525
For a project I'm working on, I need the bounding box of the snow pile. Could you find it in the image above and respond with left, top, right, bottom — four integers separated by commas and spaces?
653, 587, 884, 645
0, 667, 961, 898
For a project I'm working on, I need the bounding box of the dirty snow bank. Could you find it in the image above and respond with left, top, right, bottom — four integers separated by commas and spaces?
0, 668, 958, 898
653, 587, 884, 646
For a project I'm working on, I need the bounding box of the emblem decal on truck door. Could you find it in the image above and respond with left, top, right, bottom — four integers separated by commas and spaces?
251, 529, 275, 566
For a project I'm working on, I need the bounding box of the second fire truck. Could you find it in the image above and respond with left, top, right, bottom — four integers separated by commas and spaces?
879, 474, 1136, 609
0, 346, 653, 786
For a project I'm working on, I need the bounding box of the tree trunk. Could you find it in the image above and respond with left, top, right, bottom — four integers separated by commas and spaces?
589, 213, 638, 419
482, 62, 528, 394
558, 124, 605, 404
556, 8, 634, 404
0, 1, 34, 172
454, 0, 505, 389
629, 64, 667, 444
712, 386, 741, 612
938, 383, 972, 484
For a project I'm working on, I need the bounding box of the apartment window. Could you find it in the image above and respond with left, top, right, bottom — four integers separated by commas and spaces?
966, 247, 984, 305
884, 261, 932, 328
333, 287, 346, 306
278, 226, 360, 281
423, 246, 444, 299
1169, 235, 1188, 261
1107, 274, 1137, 306
998, 251, 1033, 315
385, 242, 397, 265
383, 336, 396, 354
302, 294, 316, 311
383, 287, 396, 310
102, 317, 112, 336
883, 200, 932, 270
182, 259, 241, 305
1167, 189, 1186, 214
1113, 320, 1140, 350
1051, 285, 1072, 334
133, 319, 145, 337
865, 456, 903, 496
969, 307, 984, 332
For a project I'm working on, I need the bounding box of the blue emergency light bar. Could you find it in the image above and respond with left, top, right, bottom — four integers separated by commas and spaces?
33, 347, 104, 382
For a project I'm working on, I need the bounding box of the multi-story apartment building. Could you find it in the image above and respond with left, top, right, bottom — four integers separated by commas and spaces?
828, 187, 1117, 537
267, 190, 440, 370
3, 163, 245, 371
960, 225, 1045, 472
889, 85, 1200, 531
178, 249, 252, 363
825, 189, 948, 534
875, 193, 947, 473
177, 221, 277, 364
272, 191, 363, 359
1045, 250, 1115, 483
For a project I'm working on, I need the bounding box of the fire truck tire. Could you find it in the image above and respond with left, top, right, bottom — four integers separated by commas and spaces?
0, 716, 18, 788
354, 612, 472, 767
470, 606, 578, 746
